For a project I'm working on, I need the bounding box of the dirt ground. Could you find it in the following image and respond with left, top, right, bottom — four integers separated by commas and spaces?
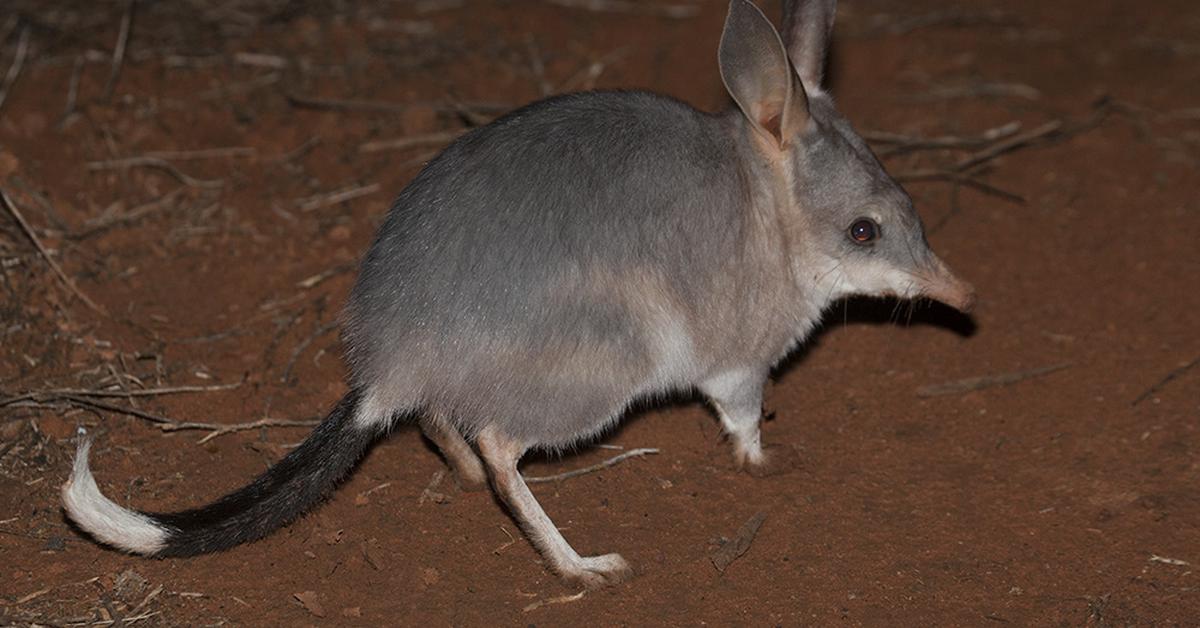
1, 0, 1198, 625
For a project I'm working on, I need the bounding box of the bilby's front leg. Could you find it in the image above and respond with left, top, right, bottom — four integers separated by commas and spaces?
476, 425, 632, 589
701, 369, 767, 467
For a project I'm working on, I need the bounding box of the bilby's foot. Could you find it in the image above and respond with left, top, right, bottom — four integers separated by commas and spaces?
559, 553, 634, 590
744, 443, 800, 478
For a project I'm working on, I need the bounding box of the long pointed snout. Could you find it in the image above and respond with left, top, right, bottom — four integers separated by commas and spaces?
918, 255, 976, 313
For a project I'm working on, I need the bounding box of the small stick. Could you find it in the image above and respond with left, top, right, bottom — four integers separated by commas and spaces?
952, 119, 1063, 172
0, 189, 106, 314
286, 93, 511, 115
865, 121, 1022, 157
57, 394, 174, 425
917, 363, 1071, 397
1132, 355, 1200, 406
710, 511, 767, 573
296, 183, 380, 212
15, 587, 50, 605
141, 147, 257, 161
273, 136, 321, 163
233, 52, 288, 69
71, 187, 187, 239
59, 53, 85, 126
102, 0, 135, 100
159, 417, 321, 444
296, 262, 355, 289
85, 156, 225, 188
492, 525, 516, 554
280, 320, 339, 383
525, 34, 552, 97
524, 447, 659, 483
522, 590, 586, 613
911, 82, 1042, 102
557, 46, 630, 93
543, 0, 700, 19
358, 131, 462, 154
0, 25, 31, 113
0, 382, 241, 407
894, 171, 1025, 204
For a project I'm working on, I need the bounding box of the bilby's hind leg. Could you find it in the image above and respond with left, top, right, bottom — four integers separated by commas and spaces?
476, 424, 632, 589
420, 418, 487, 490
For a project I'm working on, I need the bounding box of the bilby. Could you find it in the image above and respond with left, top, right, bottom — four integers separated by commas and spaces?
63, 0, 974, 589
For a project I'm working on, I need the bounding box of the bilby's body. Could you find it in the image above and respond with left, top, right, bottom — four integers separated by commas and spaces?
63, 0, 974, 589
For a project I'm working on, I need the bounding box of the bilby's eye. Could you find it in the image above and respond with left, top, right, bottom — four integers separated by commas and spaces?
848, 218, 879, 244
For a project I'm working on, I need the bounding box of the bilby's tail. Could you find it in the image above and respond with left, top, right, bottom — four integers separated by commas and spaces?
62, 390, 375, 557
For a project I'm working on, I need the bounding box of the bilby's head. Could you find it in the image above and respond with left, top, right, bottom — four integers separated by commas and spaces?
718, 0, 974, 312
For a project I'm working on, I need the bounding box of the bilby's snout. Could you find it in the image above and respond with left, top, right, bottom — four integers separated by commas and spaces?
918, 255, 975, 313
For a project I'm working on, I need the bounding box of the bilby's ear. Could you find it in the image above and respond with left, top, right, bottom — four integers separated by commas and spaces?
781, 0, 836, 88
718, 0, 810, 149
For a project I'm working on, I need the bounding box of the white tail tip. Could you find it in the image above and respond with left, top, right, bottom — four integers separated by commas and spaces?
61, 429, 168, 555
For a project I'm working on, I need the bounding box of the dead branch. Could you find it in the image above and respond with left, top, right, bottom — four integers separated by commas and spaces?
0, 24, 30, 113
523, 591, 586, 613
543, 0, 700, 19
710, 512, 767, 573
295, 183, 380, 212
0, 189, 106, 314
864, 121, 1022, 156
70, 187, 188, 239
0, 382, 241, 407
142, 147, 257, 161
524, 447, 659, 483
916, 363, 1072, 397
280, 320, 339, 383
1132, 356, 1200, 406
233, 51, 288, 69
85, 156, 225, 188
285, 93, 510, 115
860, 9, 1018, 37
952, 119, 1064, 171
59, 53, 85, 128
358, 131, 463, 154
296, 262, 355, 289
159, 417, 320, 444
102, 0, 135, 100
911, 81, 1042, 102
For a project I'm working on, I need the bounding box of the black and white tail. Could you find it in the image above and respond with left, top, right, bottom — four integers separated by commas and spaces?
62, 390, 375, 557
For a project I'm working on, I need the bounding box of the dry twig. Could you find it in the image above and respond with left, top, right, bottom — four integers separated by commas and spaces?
544, 0, 699, 19
522, 590, 586, 613
86, 156, 225, 188
102, 0, 136, 100
295, 183, 380, 212
524, 447, 659, 483
895, 119, 1063, 182
159, 417, 320, 444
710, 512, 767, 573
286, 92, 510, 116
1132, 356, 1200, 406
73, 189, 187, 239
358, 131, 463, 154
0, 189, 106, 314
0, 382, 240, 407
864, 121, 1022, 156
917, 363, 1071, 397
0, 24, 30, 113
280, 320, 339, 383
